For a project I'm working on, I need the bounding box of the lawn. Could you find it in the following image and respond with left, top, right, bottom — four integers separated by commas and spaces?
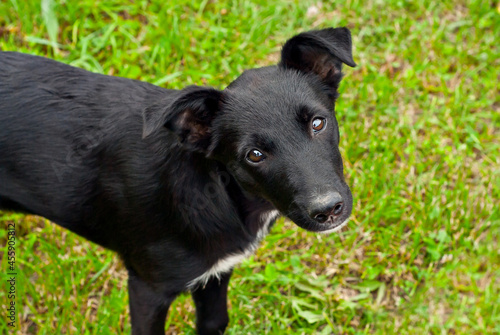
0, 0, 499, 334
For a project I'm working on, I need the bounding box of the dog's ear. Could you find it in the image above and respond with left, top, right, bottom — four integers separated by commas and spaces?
280, 27, 356, 98
142, 86, 222, 152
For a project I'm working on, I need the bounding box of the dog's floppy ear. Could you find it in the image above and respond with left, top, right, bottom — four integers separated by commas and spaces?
142, 86, 222, 152
280, 27, 356, 98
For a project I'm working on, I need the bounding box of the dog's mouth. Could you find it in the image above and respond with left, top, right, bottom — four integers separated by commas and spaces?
315, 215, 350, 233
283, 204, 352, 234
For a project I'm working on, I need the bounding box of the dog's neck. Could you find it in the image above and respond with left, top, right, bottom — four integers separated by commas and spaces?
214, 161, 277, 235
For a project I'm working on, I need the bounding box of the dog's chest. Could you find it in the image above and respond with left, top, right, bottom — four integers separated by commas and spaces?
187, 210, 279, 289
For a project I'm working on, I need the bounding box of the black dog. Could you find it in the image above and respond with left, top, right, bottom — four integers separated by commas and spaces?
0, 27, 355, 334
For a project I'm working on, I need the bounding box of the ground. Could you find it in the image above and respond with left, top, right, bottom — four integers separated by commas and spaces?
0, 0, 499, 334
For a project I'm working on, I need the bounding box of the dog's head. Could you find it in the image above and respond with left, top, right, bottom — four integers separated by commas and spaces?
143, 27, 356, 233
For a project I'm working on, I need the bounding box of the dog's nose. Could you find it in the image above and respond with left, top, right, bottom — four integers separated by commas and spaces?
310, 192, 344, 224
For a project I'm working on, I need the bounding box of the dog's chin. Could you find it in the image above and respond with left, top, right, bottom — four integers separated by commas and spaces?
288, 214, 351, 234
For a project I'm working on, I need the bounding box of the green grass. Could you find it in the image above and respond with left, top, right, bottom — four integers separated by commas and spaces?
0, 0, 499, 334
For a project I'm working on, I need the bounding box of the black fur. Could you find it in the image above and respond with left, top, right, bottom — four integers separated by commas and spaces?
0, 27, 356, 334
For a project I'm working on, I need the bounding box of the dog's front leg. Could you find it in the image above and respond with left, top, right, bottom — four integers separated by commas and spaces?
192, 271, 232, 335
128, 272, 177, 335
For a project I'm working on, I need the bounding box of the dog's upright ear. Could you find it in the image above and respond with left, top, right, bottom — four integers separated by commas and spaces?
142, 86, 223, 152
280, 27, 356, 99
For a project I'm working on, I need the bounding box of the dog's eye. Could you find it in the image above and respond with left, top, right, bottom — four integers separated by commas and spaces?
247, 149, 265, 163
312, 118, 326, 133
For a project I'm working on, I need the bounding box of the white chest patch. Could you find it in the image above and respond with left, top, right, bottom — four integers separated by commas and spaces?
187, 210, 279, 289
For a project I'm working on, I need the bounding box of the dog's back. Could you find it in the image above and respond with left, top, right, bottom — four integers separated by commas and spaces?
0, 52, 170, 240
